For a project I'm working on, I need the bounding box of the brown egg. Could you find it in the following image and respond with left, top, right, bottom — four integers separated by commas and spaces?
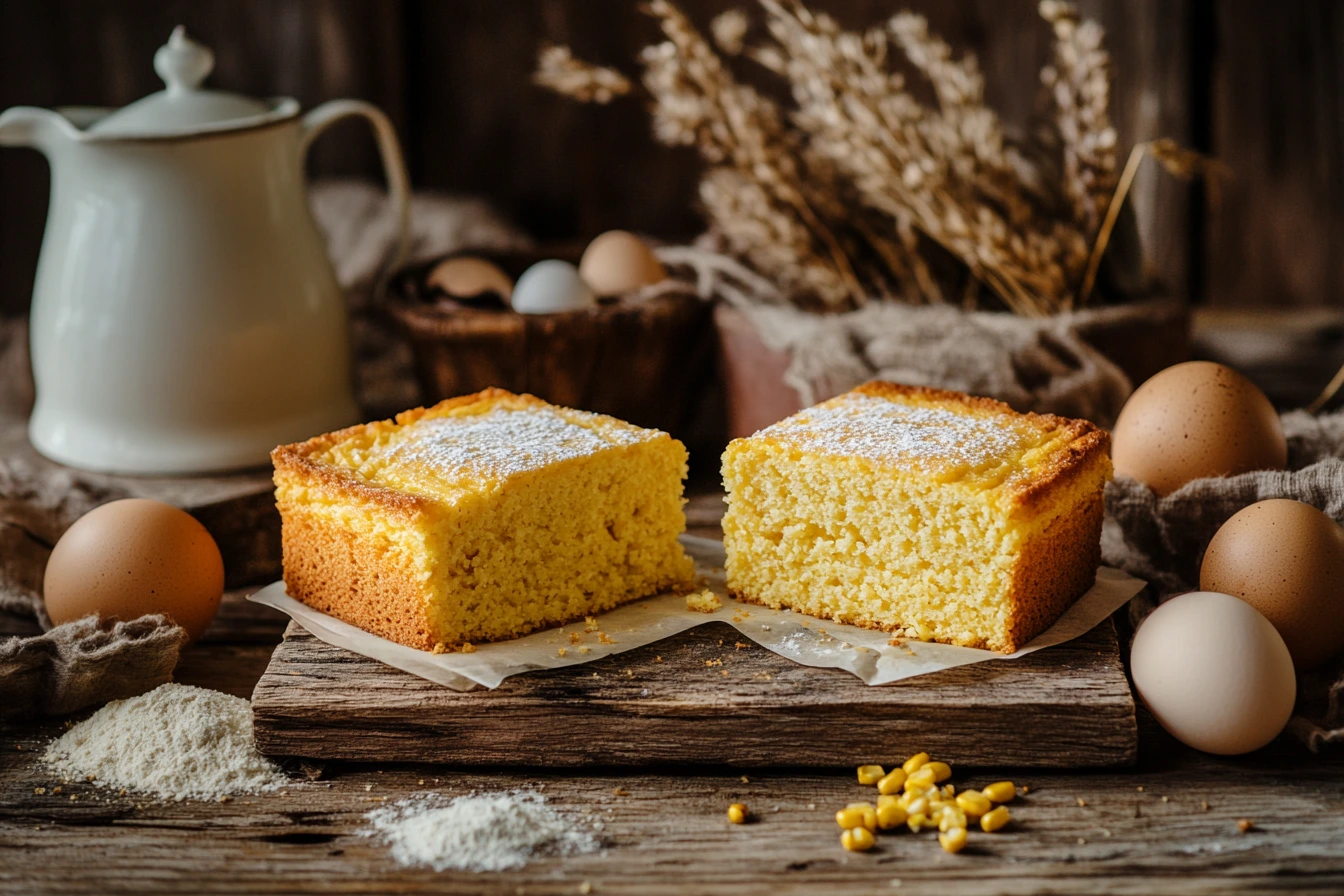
578, 230, 667, 297
1110, 361, 1285, 496
1201, 499, 1344, 669
426, 256, 513, 302
43, 499, 225, 643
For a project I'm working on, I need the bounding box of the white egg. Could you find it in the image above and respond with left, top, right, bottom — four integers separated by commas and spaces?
510, 260, 597, 314
1131, 591, 1296, 755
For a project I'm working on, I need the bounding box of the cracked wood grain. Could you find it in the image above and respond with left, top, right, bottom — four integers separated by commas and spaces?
251, 616, 1137, 768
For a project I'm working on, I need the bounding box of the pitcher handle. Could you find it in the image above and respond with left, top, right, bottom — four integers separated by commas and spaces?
301, 99, 411, 303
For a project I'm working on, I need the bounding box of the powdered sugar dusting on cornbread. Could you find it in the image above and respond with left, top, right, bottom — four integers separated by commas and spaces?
352, 404, 651, 498
757, 391, 1052, 482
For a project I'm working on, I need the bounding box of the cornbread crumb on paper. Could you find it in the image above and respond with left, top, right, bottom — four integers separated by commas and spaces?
685, 589, 723, 613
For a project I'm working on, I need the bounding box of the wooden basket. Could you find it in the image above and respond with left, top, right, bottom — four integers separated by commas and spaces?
387, 251, 715, 439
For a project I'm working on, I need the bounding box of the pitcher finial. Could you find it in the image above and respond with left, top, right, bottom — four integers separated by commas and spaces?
154, 26, 214, 94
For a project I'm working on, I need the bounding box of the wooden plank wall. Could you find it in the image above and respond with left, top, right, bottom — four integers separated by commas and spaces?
0, 0, 1337, 316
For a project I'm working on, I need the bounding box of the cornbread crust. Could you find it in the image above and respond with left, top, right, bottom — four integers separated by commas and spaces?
722, 380, 1112, 654
273, 388, 695, 651
277, 501, 436, 648
1001, 490, 1105, 650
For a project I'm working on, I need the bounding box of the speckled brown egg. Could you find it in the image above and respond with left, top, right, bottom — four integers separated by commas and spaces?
578, 230, 667, 297
1110, 361, 1286, 496
1200, 498, 1344, 670
43, 498, 224, 642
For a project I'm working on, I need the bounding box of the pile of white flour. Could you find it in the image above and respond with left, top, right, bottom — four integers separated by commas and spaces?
42, 683, 286, 801
363, 791, 599, 871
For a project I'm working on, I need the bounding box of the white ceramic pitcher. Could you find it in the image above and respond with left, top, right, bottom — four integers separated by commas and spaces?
0, 27, 409, 474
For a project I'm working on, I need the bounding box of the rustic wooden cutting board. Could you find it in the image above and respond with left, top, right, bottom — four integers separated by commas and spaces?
251, 613, 1137, 769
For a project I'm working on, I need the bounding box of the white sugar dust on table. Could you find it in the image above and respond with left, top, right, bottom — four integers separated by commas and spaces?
361, 790, 600, 872
249, 536, 1144, 691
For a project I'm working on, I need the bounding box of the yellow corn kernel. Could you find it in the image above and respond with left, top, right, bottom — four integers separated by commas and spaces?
727, 803, 748, 824
877, 794, 901, 810
857, 764, 886, 786
902, 752, 931, 774
841, 827, 876, 852
876, 800, 907, 830
905, 796, 929, 819
938, 808, 968, 832
906, 812, 930, 833
956, 790, 992, 818
924, 761, 952, 783
835, 802, 877, 831
941, 783, 956, 798
876, 769, 907, 795
981, 806, 1011, 832
982, 781, 1016, 804
905, 767, 937, 792
939, 827, 968, 854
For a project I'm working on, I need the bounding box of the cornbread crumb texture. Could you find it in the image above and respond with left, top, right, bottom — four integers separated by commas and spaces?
685, 589, 723, 613
722, 382, 1110, 653
274, 389, 694, 651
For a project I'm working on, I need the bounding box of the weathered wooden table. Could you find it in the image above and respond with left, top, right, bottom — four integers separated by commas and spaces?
3, 494, 1343, 896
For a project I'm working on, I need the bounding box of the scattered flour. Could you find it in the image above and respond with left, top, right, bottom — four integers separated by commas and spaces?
42, 683, 286, 801
363, 791, 600, 871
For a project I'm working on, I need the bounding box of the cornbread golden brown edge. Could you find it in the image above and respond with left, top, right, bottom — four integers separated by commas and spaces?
272, 388, 696, 651
722, 380, 1112, 654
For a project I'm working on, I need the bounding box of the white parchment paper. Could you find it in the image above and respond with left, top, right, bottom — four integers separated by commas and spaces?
249, 535, 1145, 691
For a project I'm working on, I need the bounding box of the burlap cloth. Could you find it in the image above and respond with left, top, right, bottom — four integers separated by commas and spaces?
656, 246, 1135, 426
1104, 410, 1344, 751
0, 180, 525, 718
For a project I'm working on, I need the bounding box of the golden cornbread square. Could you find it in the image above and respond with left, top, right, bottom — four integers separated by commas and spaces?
721, 382, 1112, 653
272, 388, 695, 651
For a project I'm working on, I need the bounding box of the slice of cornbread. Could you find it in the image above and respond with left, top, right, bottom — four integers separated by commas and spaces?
721, 382, 1111, 653
272, 389, 695, 651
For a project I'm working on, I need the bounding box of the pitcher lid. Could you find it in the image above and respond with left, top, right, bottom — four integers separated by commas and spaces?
88, 27, 297, 138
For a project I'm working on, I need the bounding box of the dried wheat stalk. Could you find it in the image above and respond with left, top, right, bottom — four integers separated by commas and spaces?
1037, 0, 1118, 240
533, 45, 632, 104
536, 0, 1203, 316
